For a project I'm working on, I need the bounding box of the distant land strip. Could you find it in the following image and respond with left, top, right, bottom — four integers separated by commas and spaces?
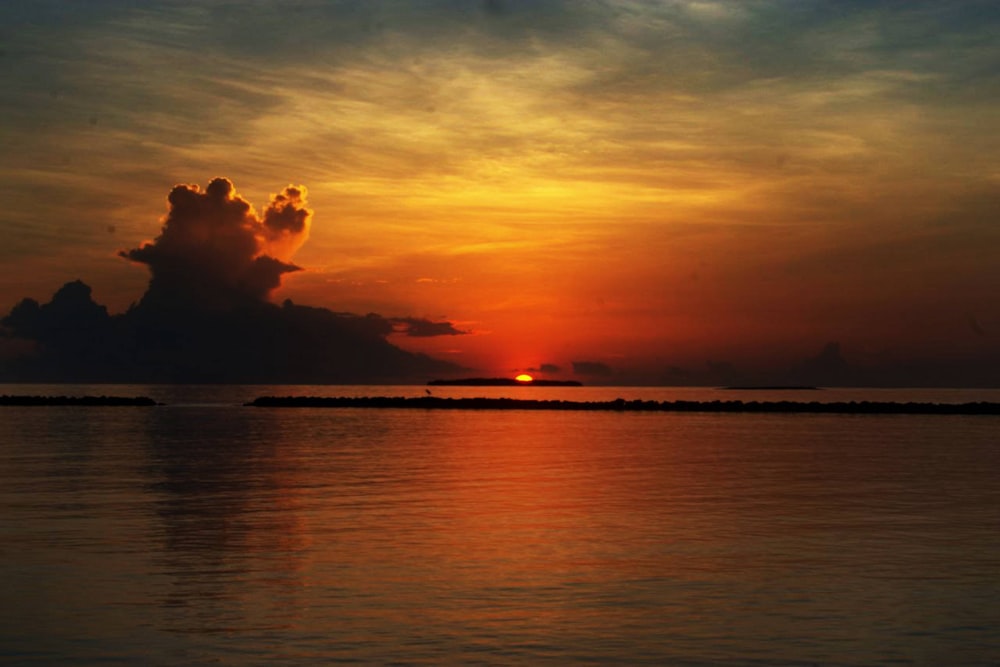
247, 396, 1000, 415
428, 378, 583, 386
721, 386, 820, 390
0, 395, 158, 406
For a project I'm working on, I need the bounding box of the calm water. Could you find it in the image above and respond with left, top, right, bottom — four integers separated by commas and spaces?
1, 385, 999, 665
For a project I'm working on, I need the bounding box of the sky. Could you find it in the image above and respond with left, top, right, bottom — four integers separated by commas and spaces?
1, 0, 998, 385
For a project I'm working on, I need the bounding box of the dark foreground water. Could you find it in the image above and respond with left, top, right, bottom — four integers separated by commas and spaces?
1, 386, 998, 665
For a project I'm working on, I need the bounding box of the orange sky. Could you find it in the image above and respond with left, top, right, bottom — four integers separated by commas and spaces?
1, 1, 998, 384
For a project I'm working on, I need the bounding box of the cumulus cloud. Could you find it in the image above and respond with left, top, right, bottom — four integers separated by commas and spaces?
1, 178, 464, 383
119, 178, 312, 310
262, 184, 311, 258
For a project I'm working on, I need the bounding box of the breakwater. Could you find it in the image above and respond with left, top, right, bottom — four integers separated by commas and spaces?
247, 395, 1000, 415
0, 395, 158, 406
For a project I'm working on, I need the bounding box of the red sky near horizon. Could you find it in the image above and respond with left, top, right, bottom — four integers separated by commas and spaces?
1, 2, 998, 383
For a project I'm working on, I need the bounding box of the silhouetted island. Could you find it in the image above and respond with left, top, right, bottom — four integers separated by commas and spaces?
0, 395, 158, 406
247, 396, 1000, 415
428, 378, 583, 387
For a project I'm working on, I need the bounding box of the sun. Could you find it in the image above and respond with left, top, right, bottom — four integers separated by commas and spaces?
515, 373, 534, 382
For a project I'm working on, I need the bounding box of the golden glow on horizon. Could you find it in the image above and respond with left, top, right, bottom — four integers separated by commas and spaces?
515, 374, 533, 382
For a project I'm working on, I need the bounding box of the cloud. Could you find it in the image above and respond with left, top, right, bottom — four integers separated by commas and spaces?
483, 0, 507, 17
5, 4, 1000, 389
262, 184, 312, 257
390, 317, 468, 337
572, 360, 612, 377
968, 314, 988, 337
792, 341, 850, 385
119, 178, 311, 310
2, 179, 462, 383
1, 280, 115, 380
705, 359, 752, 384
539, 363, 560, 373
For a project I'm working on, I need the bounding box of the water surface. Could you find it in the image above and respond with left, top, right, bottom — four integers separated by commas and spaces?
1, 387, 998, 664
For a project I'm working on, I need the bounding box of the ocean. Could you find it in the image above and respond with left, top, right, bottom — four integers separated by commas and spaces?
1, 385, 998, 665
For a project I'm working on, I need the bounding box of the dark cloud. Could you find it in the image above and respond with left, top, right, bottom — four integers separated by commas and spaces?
659, 366, 692, 384
119, 178, 310, 310
572, 360, 612, 377
263, 185, 310, 237
1, 280, 116, 381
390, 317, 468, 338
968, 314, 988, 337
780, 341, 1000, 388
705, 360, 739, 385
0, 285, 462, 383
791, 341, 850, 386
483, 0, 507, 17
525, 363, 562, 375
1, 179, 462, 383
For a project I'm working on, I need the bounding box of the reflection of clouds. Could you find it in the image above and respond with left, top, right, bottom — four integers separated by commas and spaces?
142, 408, 311, 625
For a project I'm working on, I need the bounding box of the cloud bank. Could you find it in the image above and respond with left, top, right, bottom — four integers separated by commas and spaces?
120, 178, 309, 309
1, 179, 464, 383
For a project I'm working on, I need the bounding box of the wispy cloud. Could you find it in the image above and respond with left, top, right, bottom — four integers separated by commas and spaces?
2, 0, 998, 380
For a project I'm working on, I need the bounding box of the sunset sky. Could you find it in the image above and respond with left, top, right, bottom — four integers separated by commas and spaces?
2, 1, 998, 384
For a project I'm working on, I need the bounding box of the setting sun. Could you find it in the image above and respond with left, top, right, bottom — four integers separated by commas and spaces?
515, 374, 533, 382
